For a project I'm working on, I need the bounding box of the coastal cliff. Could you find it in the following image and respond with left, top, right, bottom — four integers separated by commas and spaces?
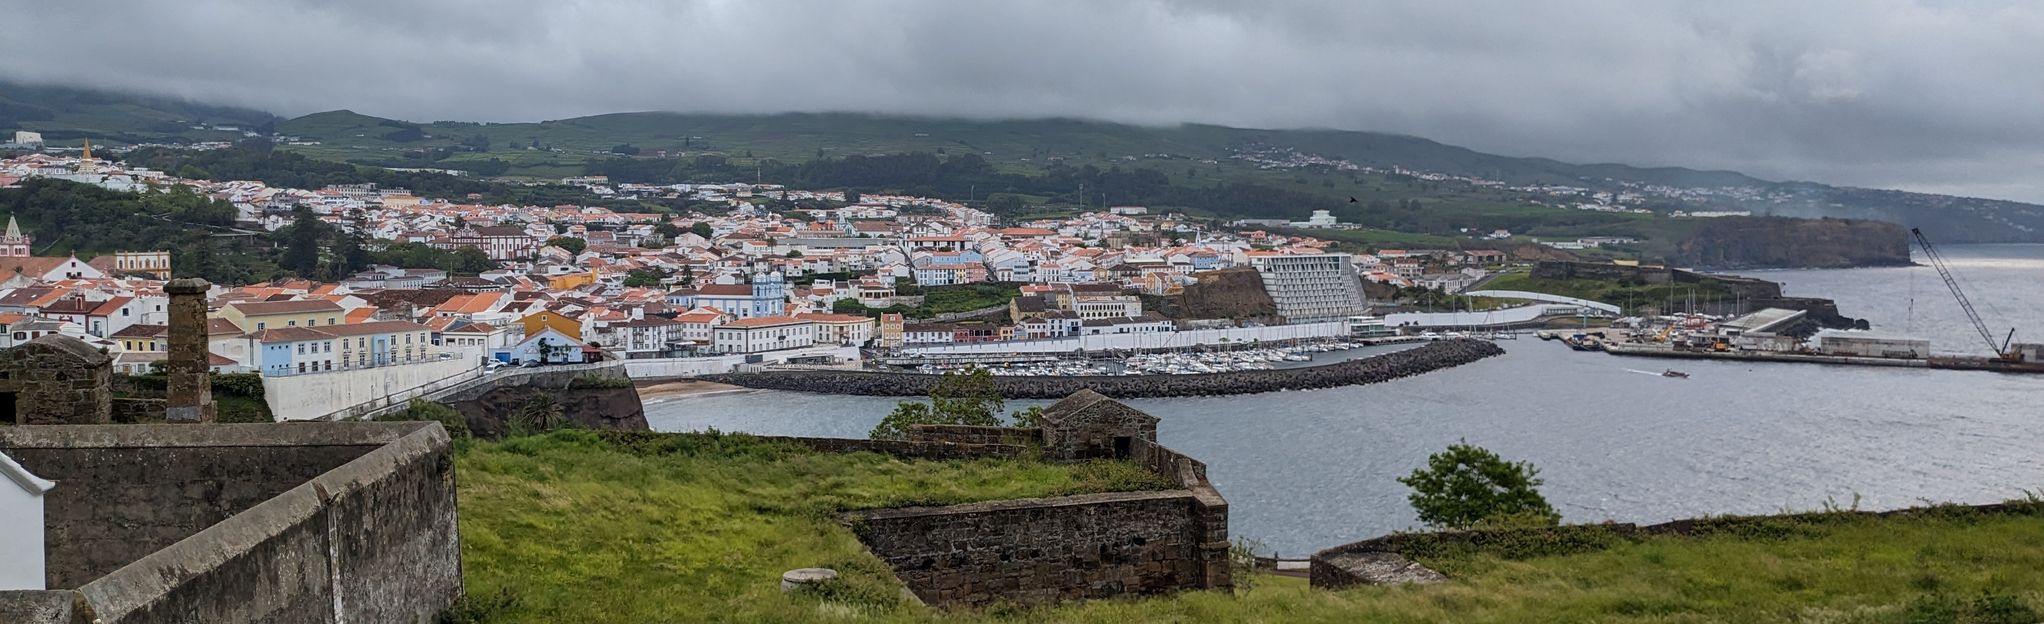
1672, 216, 1911, 269
1153, 268, 1279, 321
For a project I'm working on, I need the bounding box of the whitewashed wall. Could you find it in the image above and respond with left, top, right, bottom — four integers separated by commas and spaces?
263, 358, 482, 422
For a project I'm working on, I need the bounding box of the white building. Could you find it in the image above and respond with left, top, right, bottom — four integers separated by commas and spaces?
1, 451, 55, 590
1292, 210, 1340, 228
795, 313, 876, 347
1247, 252, 1366, 323
10, 131, 42, 147
711, 316, 817, 354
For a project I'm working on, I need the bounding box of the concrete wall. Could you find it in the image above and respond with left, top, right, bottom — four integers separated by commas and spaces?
0, 422, 462, 624
264, 357, 481, 421
623, 345, 859, 379
0, 456, 47, 590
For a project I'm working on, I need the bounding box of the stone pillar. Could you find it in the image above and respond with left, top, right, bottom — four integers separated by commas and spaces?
164, 278, 215, 423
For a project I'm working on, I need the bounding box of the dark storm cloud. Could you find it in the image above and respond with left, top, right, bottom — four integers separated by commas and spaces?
8, 1, 2044, 200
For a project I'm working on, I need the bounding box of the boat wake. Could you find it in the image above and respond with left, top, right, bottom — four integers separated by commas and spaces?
1624, 368, 1667, 377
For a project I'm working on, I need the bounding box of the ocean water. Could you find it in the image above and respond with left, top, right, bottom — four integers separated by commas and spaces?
647, 245, 2044, 555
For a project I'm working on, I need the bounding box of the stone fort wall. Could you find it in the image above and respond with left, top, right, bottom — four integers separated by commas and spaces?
0, 422, 461, 624
835, 424, 1230, 609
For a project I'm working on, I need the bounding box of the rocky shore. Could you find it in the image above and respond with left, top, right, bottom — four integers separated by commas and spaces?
700, 339, 1506, 399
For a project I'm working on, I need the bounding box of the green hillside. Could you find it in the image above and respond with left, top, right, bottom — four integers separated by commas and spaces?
0, 80, 278, 146
11, 81, 2040, 244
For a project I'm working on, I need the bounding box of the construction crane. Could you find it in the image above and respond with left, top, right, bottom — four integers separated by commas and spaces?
1910, 227, 2022, 362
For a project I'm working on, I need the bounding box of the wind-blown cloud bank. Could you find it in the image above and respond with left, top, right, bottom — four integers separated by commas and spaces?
8, 0, 2044, 200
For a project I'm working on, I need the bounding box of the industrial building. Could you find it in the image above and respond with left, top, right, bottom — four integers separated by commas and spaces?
1819, 334, 1931, 359
1711, 307, 1806, 352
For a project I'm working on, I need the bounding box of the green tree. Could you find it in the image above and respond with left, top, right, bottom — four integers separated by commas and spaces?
785, 249, 803, 258
688, 222, 714, 239
510, 393, 564, 434
455, 246, 495, 273
986, 193, 1026, 215
622, 268, 665, 288
1010, 405, 1045, 428
335, 208, 372, 277
546, 236, 587, 255
283, 206, 324, 278
831, 298, 867, 315
843, 189, 861, 204
1398, 442, 1558, 530
869, 366, 1005, 440
611, 143, 641, 156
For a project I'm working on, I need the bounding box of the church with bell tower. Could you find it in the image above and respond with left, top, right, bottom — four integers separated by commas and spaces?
1, 216, 32, 258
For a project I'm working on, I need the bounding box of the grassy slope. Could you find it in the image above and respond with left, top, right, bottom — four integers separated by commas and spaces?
0, 81, 277, 144
454, 430, 1174, 623
458, 431, 2044, 623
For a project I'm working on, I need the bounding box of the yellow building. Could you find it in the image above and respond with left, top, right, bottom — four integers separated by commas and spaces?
546, 271, 598, 290
519, 310, 582, 341
218, 299, 346, 333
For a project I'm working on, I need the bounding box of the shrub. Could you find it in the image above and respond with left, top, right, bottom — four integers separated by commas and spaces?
210, 372, 267, 398
376, 398, 471, 439
1399, 442, 1558, 530
567, 374, 633, 389
868, 367, 1003, 440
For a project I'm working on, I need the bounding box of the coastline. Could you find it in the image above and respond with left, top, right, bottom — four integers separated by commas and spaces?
635, 379, 752, 401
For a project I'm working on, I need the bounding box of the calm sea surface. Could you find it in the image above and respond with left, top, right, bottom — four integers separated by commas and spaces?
647, 245, 2044, 555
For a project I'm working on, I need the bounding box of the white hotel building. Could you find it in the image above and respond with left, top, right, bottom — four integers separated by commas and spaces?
1246, 252, 1366, 323
711, 316, 818, 354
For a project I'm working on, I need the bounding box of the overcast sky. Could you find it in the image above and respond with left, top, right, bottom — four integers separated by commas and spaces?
8, 0, 2044, 201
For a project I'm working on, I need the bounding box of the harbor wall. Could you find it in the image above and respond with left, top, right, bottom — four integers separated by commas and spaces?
623, 345, 860, 379
901, 321, 1351, 356
702, 339, 1505, 398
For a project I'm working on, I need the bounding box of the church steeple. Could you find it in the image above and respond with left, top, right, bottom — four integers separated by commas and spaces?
0, 216, 29, 257
77, 139, 98, 174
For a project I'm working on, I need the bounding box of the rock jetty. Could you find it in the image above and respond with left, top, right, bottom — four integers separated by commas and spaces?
701, 339, 1505, 399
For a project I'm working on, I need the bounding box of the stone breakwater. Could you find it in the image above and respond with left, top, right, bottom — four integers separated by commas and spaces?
701, 339, 1506, 399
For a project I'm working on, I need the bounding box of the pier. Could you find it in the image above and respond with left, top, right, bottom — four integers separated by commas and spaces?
1598, 342, 2044, 374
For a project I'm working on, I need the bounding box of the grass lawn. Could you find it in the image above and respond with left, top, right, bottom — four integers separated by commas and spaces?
455, 431, 2044, 623
452, 430, 1174, 623
1482, 270, 1736, 313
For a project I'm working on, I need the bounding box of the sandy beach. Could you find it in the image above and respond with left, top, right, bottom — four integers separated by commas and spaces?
634, 379, 751, 401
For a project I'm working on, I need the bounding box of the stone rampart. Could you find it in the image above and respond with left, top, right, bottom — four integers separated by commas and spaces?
849, 491, 1212, 608
0, 422, 462, 624
833, 400, 1228, 609
1309, 501, 2044, 590
705, 339, 1504, 398
907, 424, 1042, 446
